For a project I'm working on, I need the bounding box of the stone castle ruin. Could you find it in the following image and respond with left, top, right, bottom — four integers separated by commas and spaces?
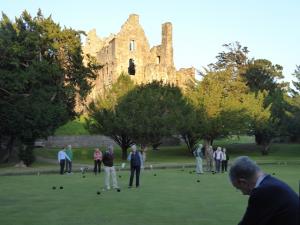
82, 14, 195, 105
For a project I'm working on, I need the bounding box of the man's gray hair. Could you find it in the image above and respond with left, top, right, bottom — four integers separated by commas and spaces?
229, 156, 261, 182
131, 144, 137, 151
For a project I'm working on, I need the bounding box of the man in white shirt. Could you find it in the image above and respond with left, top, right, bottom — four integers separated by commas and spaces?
57, 147, 70, 175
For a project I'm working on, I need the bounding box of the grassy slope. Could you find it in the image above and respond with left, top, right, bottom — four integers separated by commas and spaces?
0, 165, 298, 225
54, 117, 89, 136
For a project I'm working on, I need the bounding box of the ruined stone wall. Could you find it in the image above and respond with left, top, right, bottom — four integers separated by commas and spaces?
161, 22, 174, 67
113, 14, 154, 83
176, 67, 196, 90
81, 14, 195, 108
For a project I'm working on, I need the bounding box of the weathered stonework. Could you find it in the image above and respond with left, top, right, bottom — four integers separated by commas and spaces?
82, 14, 195, 106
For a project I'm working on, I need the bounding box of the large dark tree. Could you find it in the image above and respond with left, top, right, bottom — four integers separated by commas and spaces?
242, 59, 289, 154
243, 59, 284, 93
208, 41, 250, 73
86, 73, 135, 160
0, 10, 98, 165
115, 81, 193, 152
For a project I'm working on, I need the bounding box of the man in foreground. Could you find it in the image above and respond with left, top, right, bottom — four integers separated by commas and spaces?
229, 156, 299, 225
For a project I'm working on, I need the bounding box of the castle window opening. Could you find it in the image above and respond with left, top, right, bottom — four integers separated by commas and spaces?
128, 58, 136, 75
156, 56, 160, 64
129, 40, 135, 51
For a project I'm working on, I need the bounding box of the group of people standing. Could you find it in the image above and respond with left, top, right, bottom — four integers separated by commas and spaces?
193, 144, 229, 174
92, 144, 144, 190
57, 144, 144, 190
57, 145, 73, 175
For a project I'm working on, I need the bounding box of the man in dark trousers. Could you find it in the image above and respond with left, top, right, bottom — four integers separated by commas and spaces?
229, 156, 299, 225
57, 147, 70, 175
127, 144, 143, 188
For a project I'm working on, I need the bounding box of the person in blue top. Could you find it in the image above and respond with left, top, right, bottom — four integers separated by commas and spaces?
57, 146, 70, 175
127, 144, 143, 188
229, 156, 299, 225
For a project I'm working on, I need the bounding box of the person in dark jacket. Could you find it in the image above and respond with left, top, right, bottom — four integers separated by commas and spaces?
229, 156, 299, 225
102, 145, 119, 190
127, 144, 143, 188
221, 147, 229, 172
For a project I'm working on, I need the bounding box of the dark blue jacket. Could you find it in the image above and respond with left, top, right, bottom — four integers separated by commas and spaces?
128, 151, 142, 167
239, 175, 299, 225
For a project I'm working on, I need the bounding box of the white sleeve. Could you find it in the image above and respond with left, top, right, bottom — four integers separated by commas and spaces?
127, 152, 132, 161
65, 152, 71, 161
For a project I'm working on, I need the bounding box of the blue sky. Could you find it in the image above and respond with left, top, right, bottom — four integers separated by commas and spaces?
1, 0, 299, 83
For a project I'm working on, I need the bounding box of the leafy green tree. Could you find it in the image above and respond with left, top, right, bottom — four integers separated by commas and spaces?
286, 65, 300, 141
115, 81, 193, 152
209, 42, 288, 154
243, 59, 284, 93
179, 81, 206, 152
196, 69, 251, 143
292, 65, 300, 95
86, 73, 135, 160
0, 10, 98, 165
208, 41, 250, 72
286, 96, 300, 142
242, 92, 273, 154
187, 68, 271, 155
242, 59, 290, 152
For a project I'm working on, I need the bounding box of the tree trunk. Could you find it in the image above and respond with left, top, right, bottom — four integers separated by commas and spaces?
181, 133, 197, 154
111, 134, 133, 160
152, 142, 162, 150
204, 138, 213, 159
261, 143, 270, 155
121, 146, 128, 160
3, 136, 15, 163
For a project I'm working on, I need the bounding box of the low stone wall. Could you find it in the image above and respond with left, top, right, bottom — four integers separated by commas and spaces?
36, 135, 181, 148
41, 135, 115, 148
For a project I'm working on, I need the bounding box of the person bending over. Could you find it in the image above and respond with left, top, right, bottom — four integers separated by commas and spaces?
229, 156, 299, 225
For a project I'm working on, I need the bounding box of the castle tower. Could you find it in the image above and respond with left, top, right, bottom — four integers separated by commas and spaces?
161, 22, 174, 66
79, 14, 195, 112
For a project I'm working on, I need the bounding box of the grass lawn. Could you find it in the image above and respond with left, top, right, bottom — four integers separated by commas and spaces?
0, 164, 299, 225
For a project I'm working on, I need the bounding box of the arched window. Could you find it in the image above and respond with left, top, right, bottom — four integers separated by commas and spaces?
129, 40, 135, 51
128, 58, 136, 75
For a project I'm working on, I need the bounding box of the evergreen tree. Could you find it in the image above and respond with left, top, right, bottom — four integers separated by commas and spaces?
115, 81, 193, 152
0, 10, 98, 164
86, 73, 135, 160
